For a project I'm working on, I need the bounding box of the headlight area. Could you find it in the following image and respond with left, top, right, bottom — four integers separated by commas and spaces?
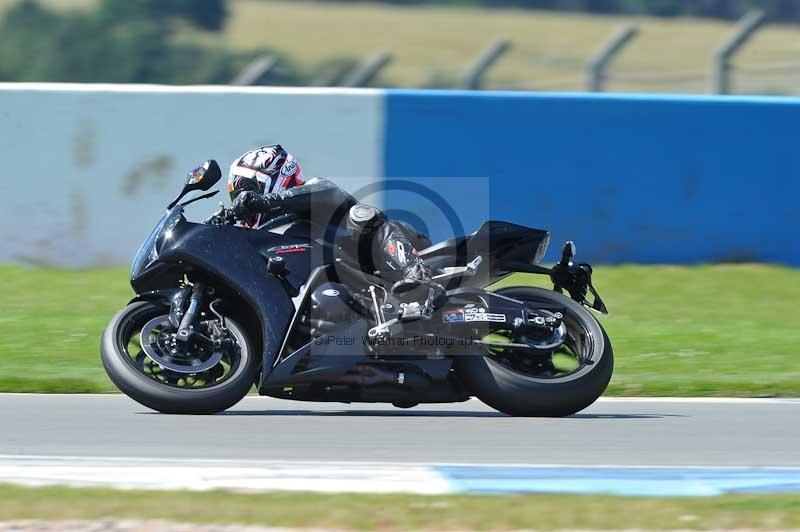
155, 211, 183, 250
131, 208, 183, 279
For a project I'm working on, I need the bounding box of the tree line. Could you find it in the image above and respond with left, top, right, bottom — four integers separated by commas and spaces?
0, 0, 304, 85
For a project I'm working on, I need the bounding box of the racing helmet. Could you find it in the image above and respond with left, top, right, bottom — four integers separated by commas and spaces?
227, 144, 305, 200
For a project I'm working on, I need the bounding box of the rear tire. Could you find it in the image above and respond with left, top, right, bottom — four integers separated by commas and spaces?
455, 287, 613, 417
101, 301, 258, 414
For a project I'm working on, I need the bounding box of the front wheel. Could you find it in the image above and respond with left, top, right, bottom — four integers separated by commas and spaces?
101, 301, 258, 414
455, 286, 613, 417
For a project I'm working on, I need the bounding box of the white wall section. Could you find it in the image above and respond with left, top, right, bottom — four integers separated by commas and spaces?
0, 83, 385, 267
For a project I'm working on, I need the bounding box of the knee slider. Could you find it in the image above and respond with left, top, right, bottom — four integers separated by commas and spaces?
349, 204, 377, 226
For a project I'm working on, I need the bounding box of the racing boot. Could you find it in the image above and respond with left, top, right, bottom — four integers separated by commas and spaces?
391, 261, 447, 321
368, 220, 446, 320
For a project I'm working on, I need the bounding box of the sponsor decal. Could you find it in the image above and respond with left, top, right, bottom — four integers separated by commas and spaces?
442, 309, 465, 323
269, 244, 312, 255
280, 160, 297, 177
321, 288, 340, 297
464, 305, 506, 323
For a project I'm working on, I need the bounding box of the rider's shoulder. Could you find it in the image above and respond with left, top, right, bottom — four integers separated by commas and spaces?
289, 176, 340, 193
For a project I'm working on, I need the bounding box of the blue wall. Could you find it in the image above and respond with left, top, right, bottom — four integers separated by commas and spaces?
383, 91, 800, 265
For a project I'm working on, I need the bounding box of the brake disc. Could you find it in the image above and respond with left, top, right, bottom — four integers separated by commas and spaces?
139, 316, 223, 374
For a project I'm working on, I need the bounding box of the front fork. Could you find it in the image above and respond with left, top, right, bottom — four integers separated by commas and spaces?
167, 282, 230, 351
170, 282, 205, 342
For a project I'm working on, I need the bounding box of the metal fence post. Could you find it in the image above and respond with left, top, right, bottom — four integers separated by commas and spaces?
586, 24, 638, 92
231, 55, 278, 86
711, 10, 766, 95
340, 51, 392, 88
462, 39, 512, 90
310, 62, 354, 87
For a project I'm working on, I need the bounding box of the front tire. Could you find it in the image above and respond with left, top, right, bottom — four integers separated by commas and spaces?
101, 301, 258, 414
456, 287, 613, 417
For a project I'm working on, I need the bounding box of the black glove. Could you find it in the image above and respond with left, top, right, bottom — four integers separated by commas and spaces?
231, 191, 274, 221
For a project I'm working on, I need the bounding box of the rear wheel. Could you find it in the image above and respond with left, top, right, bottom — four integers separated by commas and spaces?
455, 286, 613, 417
101, 301, 258, 414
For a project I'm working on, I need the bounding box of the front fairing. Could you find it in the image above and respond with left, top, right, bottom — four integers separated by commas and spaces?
130, 216, 300, 379
130, 206, 185, 282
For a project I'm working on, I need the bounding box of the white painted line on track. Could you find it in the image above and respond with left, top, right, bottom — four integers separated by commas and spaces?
3, 454, 800, 470
597, 397, 800, 404
1, 393, 798, 404
0, 456, 451, 495
2, 455, 800, 496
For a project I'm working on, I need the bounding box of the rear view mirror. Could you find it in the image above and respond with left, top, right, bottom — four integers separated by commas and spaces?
186, 160, 222, 191
168, 160, 222, 209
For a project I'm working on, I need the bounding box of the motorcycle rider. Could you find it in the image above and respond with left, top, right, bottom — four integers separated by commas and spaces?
228, 145, 444, 315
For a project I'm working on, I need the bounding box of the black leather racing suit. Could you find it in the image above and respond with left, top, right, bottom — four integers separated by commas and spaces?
232, 178, 434, 289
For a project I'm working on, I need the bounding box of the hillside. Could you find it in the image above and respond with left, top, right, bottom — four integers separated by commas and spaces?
3, 0, 800, 93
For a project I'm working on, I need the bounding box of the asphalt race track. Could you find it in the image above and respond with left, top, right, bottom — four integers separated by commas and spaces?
2, 394, 799, 465
1, 394, 799, 495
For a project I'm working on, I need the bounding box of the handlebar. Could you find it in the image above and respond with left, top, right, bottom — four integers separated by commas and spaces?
203, 203, 237, 226
203, 203, 296, 229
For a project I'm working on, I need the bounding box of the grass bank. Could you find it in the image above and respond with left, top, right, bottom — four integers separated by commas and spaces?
4, 0, 800, 93
0, 484, 799, 530
0, 264, 797, 396
207, 0, 800, 93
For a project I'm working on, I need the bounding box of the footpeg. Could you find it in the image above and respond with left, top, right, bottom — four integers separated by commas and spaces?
400, 302, 423, 321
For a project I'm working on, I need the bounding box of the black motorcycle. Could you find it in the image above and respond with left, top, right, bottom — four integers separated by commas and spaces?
101, 160, 613, 416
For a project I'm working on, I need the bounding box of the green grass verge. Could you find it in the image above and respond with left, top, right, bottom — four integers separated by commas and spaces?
0, 264, 798, 396
0, 484, 799, 530
0, 266, 130, 393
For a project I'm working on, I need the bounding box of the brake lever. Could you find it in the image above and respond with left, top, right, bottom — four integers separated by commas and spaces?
205, 202, 238, 225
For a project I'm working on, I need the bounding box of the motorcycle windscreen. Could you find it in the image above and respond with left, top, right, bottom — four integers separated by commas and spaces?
131, 207, 183, 280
